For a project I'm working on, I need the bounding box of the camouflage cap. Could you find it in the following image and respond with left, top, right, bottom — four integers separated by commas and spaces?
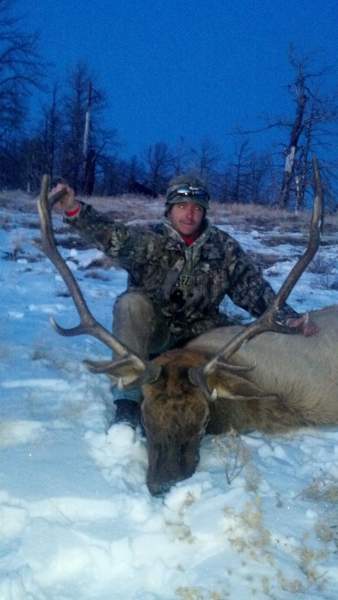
165, 174, 210, 211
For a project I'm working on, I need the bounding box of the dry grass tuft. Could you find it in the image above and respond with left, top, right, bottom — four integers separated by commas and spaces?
176, 587, 225, 600
212, 429, 260, 490
302, 476, 338, 503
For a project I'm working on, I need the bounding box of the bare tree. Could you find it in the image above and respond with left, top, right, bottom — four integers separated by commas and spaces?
275, 48, 338, 209
34, 83, 63, 184
18, 84, 65, 191
229, 139, 251, 203
82, 80, 98, 195
60, 61, 111, 193
189, 138, 220, 184
246, 152, 273, 205
232, 47, 338, 210
96, 154, 127, 195
171, 136, 189, 175
144, 142, 173, 195
278, 49, 313, 208
0, 0, 44, 187
0, 0, 44, 140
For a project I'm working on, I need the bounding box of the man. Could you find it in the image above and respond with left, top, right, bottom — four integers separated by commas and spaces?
52, 175, 317, 428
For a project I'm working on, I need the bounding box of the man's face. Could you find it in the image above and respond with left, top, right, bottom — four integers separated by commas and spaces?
168, 202, 204, 237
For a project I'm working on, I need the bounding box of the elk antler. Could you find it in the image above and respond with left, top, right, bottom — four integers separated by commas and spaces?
37, 174, 161, 386
194, 156, 323, 390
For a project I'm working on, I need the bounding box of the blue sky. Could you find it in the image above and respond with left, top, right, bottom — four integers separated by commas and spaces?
23, 0, 338, 158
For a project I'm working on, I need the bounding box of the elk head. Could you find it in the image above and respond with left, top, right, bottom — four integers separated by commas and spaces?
38, 159, 323, 495
142, 349, 210, 495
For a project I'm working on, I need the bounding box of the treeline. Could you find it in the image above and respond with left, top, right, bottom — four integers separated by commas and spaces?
0, 0, 337, 210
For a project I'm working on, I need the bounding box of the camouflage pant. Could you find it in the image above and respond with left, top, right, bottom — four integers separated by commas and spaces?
113, 291, 172, 357
111, 291, 171, 404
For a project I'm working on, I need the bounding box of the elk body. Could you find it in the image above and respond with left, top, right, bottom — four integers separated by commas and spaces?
37, 162, 338, 496
141, 306, 338, 494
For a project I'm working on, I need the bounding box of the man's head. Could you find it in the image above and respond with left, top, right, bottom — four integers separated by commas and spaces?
165, 174, 209, 237
166, 174, 210, 212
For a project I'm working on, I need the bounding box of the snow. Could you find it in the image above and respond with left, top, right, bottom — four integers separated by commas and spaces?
1, 198, 338, 599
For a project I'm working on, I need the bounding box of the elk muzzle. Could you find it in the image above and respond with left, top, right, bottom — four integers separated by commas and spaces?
145, 436, 201, 496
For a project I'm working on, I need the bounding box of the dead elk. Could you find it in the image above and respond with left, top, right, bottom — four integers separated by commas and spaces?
37, 162, 338, 496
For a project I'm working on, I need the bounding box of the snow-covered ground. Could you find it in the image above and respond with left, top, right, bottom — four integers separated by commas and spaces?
1, 196, 338, 600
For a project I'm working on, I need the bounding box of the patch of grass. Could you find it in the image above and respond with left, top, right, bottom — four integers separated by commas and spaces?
297, 545, 328, 589
302, 476, 338, 503
176, 588, 225, 600
276, 571, 305, 594
212, 429, 256, 487
315, 521, 335, 544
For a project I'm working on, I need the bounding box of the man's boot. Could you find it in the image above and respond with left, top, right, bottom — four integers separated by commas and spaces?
112, 399, 141, 429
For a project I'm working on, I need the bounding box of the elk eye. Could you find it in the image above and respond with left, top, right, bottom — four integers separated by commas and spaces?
188, 367, 199, 386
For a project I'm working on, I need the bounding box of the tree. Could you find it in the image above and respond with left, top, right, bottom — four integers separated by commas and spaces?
124, 155, 153, 195
144, 142, 173, 195
171, 137, 189, 176
0, 0, 43, 140
60, 61, 117, 194
30, 83, 63, 185
229, 140, 251, 203
245, 152, 273, 205
14, 83, 65, 192
232, 47, 338, 210
189, 138, 220, 185
0, 0, 44, 188
278, 52, 309, 208
44, 84, 62, 182
277, 48, 338, 209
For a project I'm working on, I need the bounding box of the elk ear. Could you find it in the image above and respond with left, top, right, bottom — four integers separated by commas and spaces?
84, 358, 142, 388
207, 369, 279, 402
84, 357, 161, 389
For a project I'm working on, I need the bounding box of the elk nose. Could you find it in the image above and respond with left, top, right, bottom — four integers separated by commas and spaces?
147, 480, 174, 497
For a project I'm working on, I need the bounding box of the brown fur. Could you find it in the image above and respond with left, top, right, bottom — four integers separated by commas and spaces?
141, 306, 338, 495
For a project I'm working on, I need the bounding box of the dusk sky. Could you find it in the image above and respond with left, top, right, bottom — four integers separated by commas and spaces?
23, 0, 338, 159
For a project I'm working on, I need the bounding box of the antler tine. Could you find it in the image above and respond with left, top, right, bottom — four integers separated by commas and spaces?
203, 155, 323, 377
37, 174, 146, 372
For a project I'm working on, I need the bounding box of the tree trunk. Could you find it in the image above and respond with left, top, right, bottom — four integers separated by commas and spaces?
278, 90, 307, 208
82, 81, 94, 194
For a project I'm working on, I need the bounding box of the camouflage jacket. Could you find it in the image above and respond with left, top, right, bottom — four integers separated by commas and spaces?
66, 204, 298, 341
